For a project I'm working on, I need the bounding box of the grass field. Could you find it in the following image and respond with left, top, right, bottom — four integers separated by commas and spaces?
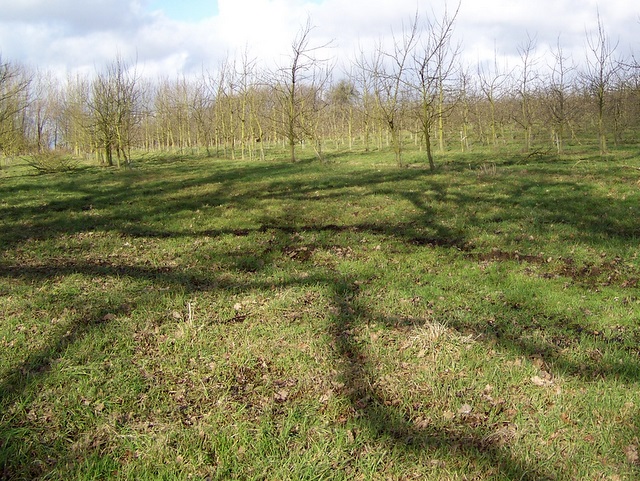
1, 146, 640, 480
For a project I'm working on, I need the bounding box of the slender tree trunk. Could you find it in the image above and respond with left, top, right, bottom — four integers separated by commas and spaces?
425, 128, 435, 171
438, 83, 445, 153
598, 88, 607, 155
389, 121, 402, 166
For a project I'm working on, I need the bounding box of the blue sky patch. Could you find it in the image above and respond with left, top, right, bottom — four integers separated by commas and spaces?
148, 0, 219, 21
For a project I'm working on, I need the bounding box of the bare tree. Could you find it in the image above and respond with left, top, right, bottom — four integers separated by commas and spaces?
409, 4, 460, 170
214, 57, 239, 158
477, 48, 511, 149
615, 63, 640, 144
272, 18, 333, 162
327, 78, 357, 150
351, 54, 379, 152
543, 38, 577, 154
152, 76, 193, 152
248, 84, 272, 160
190, 73, 216, 155
215, 50, 265, 160
582, 11, 623, 155
59, 74, 92, 156
89, 56, 141, 167
361, 18, 418, 166
0, 57, 31, 158
514, 34, 539, 152
26, 69, 63, 152
455, 65, 476, 153
234, 49, 261, 160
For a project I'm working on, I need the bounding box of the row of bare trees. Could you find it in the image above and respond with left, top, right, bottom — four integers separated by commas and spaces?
1, 10, 639, 169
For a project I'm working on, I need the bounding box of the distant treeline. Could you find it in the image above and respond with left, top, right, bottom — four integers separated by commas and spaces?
1, 10, 639, 168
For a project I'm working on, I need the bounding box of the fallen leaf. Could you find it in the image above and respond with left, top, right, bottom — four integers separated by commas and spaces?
443, 410, 455, 421
319, 390, 333, 403
548, 429, 563, 442
531, 376, 554, 387
233, 303, 242, 311
539, 369, 552, 380
482, 423, 518, 447
625, 444, 639, 464
414, 417, 430, 429
458, 404, 473, 415
531, 357, 544, 369
275, 390, 289, 402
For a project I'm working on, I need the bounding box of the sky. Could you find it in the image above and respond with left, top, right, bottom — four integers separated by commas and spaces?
0, 0, 637, 79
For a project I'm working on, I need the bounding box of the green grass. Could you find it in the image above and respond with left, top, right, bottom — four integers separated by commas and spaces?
1, 146, 640, 480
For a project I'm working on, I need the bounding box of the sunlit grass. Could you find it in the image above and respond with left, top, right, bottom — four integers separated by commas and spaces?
1, 145, 639, 479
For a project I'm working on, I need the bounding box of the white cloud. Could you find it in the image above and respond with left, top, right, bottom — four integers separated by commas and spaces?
0, 0, 637, 79
458, 0, 638, 61
212, 0, 318, 67
0, 0, 150, 34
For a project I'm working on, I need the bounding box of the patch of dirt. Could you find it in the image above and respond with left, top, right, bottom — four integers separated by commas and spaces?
472, 249, 639, 288
410, 236, 471, 250
282, 245, 315, 262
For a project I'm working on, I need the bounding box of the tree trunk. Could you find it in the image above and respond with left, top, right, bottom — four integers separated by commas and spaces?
425, 129, 435, 171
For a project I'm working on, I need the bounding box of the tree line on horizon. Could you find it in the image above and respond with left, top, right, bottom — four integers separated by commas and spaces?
1, 8, 639, 170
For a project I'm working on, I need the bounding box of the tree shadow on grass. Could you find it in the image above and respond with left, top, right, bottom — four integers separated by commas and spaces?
1, 155, 638, 253
325, 276, 555, 480
1, 250, 638, 479
2, 156, 639, 478
0, 303, 129, 480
